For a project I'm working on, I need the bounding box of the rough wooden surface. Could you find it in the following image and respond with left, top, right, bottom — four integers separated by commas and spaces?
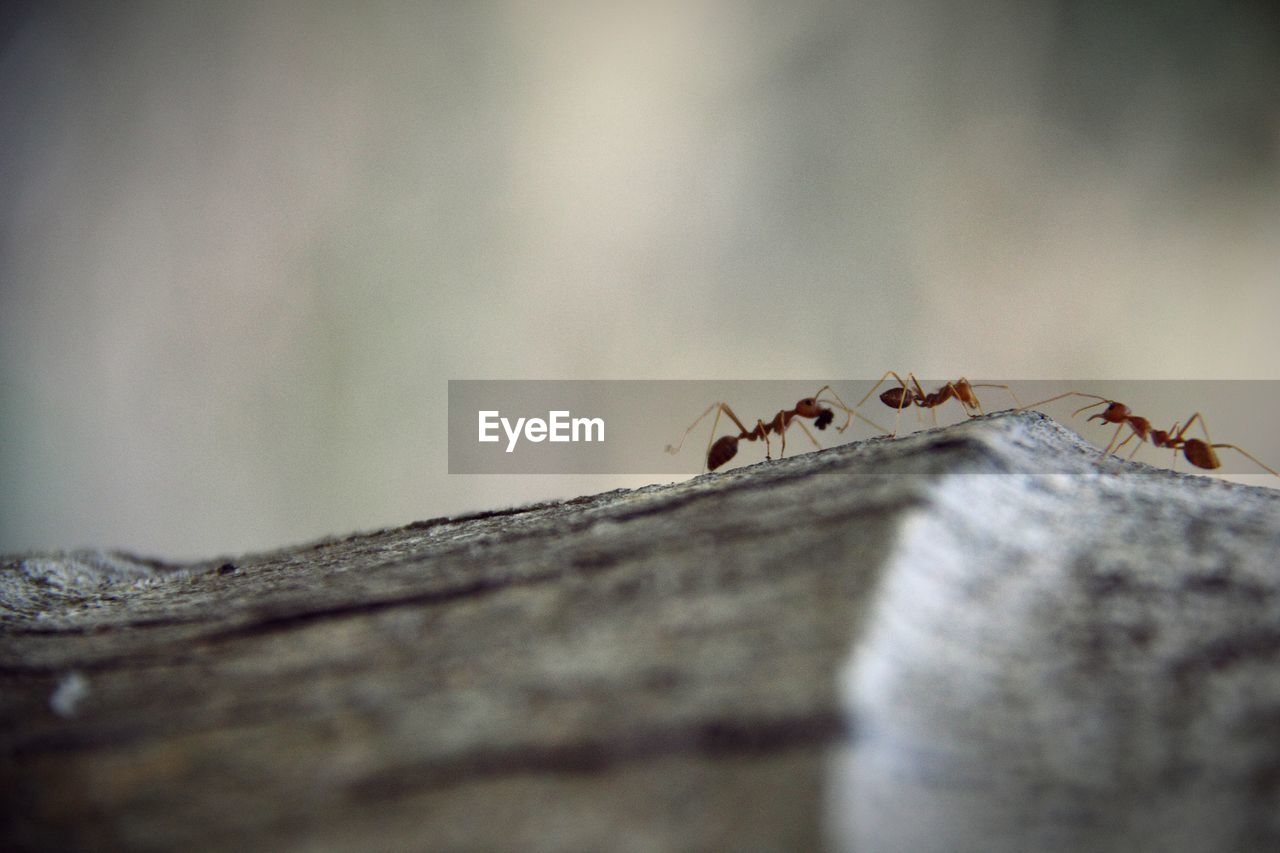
3, 411, 1280, 852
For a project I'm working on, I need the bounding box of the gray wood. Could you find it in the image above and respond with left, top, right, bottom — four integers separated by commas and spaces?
3, 411, 1280, 851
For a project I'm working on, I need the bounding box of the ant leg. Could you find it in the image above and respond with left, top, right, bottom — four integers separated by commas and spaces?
1165, 421, 1183, 471
907, 372, 928, 399
1101, 422, 1126, 455
1114, 428, 1157, 463
716, 404, 752, 436
857, 410, 890, 434
665, 401, 719, 455
905, 373, 928, 426
1211, 446, 1280, 478
1117, 433, 1145, 461
819, 394, 890, 432
665, 402, 751, 454
954, 379, 983, 416
1177, 413, 1209, 443
856, 371, 910, 408
890, 389, 909, 438
705, 406, 726, 470
811, 384, 842, 407
793, 418, 822, 450
933, 382, 972, 424
757, 419, 773, 460
906, 374, 941, 426
778, 414, 820, 459
1167, 413, 1200, 472
834, 407, 891, 435
969, 381, 1024, 411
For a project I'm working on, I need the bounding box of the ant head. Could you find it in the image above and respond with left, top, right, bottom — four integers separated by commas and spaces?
1182, 439, 1219, 471
794, 397, 824, 418
1086, 401, 1130, 423
814, 408, 835, 430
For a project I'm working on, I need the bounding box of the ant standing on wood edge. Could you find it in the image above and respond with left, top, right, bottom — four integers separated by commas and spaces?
665, 385, 887, 472
1018, 391, 1280, 478
856, 371, 1022, 436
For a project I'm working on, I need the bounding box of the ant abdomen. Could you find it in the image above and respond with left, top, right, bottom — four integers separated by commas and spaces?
1182, 439, 1219, 470
707, 435, 740, 471
880, 388, 910, 408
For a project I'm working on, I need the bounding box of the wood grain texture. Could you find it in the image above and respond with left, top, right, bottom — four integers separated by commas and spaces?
4, 411, 1280, 851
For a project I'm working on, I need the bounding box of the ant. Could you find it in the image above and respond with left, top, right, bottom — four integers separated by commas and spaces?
665, 385, 887, 471
856, 372, 1022, 436
1020, 392, 1280, 478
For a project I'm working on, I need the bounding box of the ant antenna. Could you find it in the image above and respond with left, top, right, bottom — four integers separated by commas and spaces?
1018, 391, 1112, 413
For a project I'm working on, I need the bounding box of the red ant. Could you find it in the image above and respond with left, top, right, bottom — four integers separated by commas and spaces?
856, 372, 1022, 436
1119, 412, 1280, 477
665, 385, 887, 471
1020, 392, 1280, 477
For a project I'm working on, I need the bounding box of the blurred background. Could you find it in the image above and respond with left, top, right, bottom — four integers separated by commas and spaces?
2, 0, 1278, 559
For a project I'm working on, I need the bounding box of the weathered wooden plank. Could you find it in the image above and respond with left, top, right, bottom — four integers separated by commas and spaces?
4, 411, 1280, 851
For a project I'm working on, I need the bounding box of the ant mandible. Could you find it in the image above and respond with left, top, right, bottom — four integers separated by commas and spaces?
856, 371, 1022, 436
665, 385, 887, 471
1020, 392, 1280, 478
